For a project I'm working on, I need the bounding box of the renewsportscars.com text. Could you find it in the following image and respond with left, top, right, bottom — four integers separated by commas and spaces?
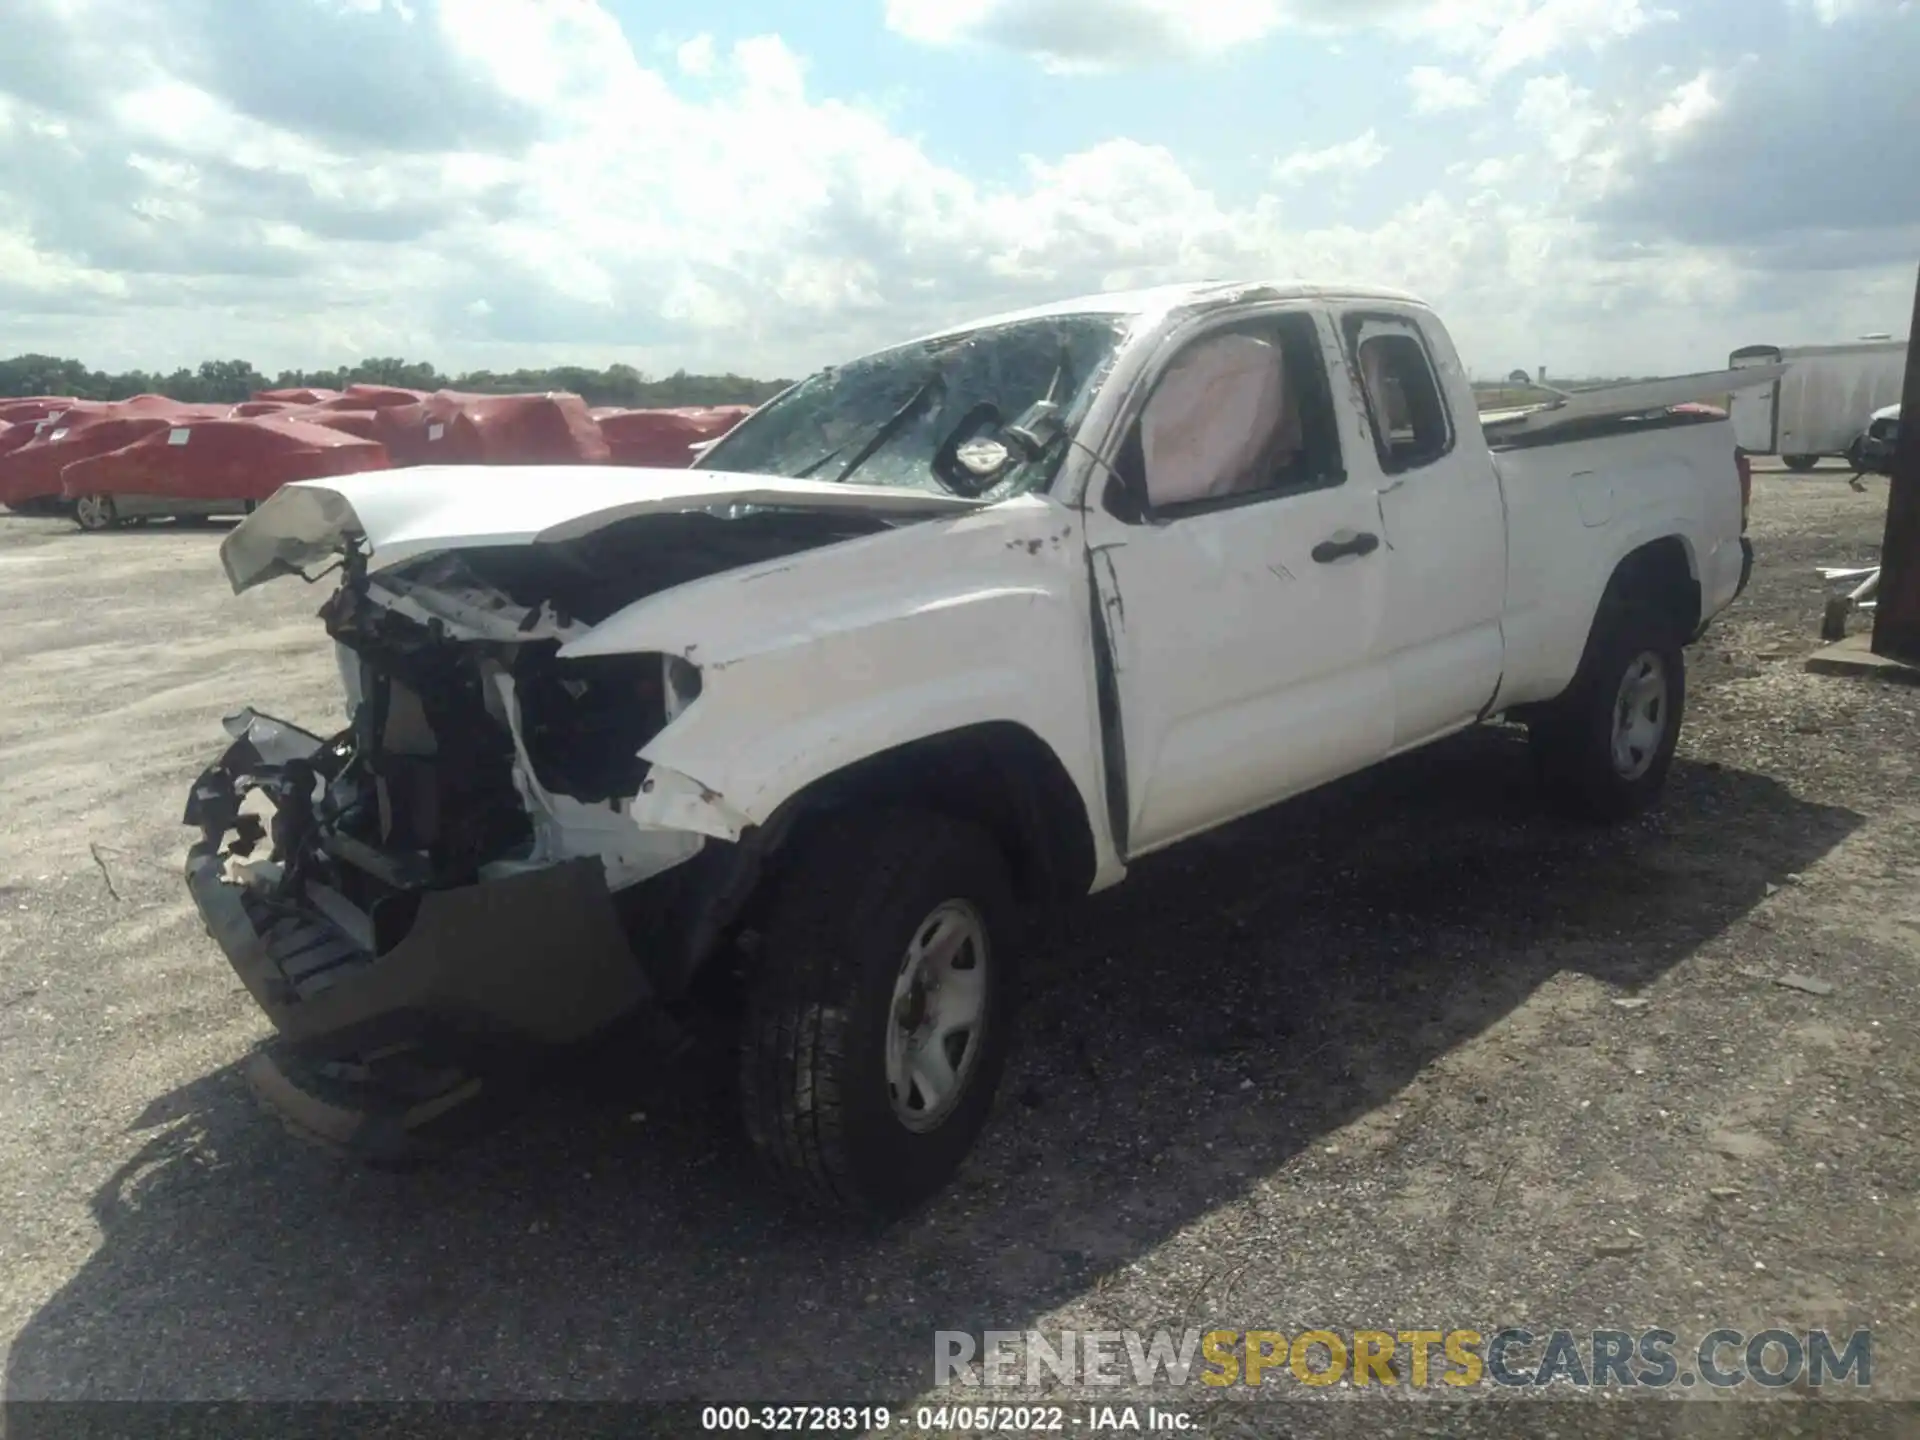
934, 1327, 1873, 1391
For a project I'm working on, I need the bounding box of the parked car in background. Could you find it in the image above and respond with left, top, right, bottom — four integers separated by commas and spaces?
1848, 402, 1901, 477
62, 416, 392, 530
1729, 338, 1907, 470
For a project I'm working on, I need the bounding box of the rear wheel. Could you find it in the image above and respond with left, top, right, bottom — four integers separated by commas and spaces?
738, 808, 1018, 1218
73, 494, 119, 532
1783, 454, 1821, 473
1529, 600, 1687, 822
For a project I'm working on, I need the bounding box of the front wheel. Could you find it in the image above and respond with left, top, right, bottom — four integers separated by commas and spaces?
739, 808, 1018, 1218
1529, 603, 1686, 822
1783, 454, 1821, 473
73, 494, 119, 531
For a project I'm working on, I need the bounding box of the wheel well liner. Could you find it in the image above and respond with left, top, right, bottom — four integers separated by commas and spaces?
648, 722, 1097, 1000
771, 721, 1099, 907
1607, 536, 1700, 640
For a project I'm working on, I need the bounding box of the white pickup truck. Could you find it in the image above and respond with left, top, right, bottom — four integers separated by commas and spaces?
186, 280, 1769, 1215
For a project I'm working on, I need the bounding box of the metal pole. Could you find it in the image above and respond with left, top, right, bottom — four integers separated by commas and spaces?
1871, 263, 1920, 664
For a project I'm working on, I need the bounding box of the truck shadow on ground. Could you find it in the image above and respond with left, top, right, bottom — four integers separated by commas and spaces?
4, 726, 1864, 1402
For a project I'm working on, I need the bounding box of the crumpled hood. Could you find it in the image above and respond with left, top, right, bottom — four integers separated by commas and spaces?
218, 463, 988, 593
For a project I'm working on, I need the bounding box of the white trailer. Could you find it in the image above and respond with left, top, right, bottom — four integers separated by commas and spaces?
1729, 338, 1908, 470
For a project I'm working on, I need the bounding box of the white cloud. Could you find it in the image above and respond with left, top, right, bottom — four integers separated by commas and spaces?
1407, 66, 1485, 114
1272, 130, 1389, 185
1514, 73, 1606, 166
883, 0, 1286, 67
1646, 70, 1720, 139
1458, 0, 1671, 78
676, 34, 718, 77
0, 0, 1913, 388
884, 0, 1669, 74
1793, 0, 1910, 21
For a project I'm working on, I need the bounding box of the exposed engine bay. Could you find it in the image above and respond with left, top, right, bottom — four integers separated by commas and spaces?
181, 506, 892, 1129
238, 508, 883, 889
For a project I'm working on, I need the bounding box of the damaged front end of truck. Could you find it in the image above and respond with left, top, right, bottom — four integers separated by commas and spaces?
183, 472, 977, 1159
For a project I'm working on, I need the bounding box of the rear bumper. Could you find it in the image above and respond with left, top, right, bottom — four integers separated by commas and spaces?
184, 709, 654, 1151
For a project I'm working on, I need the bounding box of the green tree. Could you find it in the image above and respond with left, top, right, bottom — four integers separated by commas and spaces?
1, 354, 791, 410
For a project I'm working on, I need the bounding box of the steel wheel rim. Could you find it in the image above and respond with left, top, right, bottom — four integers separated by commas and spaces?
1610, 650, 1668, 780
885, 898, 990, 1133
75, 495, 112, 530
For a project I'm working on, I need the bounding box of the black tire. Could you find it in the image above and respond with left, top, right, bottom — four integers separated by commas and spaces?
1529, 596, 1687, 822
739, 807, 1019, 1218
1822, 594, 1852, 643
1783, 454, 1821, 473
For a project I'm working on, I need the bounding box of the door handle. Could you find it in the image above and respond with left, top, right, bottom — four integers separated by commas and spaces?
1312, 531, 1381, 564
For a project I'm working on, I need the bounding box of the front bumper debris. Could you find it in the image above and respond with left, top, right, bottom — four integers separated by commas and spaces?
185, 709, 653, 1154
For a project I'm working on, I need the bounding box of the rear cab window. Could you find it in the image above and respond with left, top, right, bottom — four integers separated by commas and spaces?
1342, 313, 1454, 474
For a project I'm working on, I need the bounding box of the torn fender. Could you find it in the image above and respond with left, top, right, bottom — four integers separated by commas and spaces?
575, 495, 1124, 881
631, 765, 754, 843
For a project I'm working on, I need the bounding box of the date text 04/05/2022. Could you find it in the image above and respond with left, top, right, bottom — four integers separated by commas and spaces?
699, 1405, 1198, 1432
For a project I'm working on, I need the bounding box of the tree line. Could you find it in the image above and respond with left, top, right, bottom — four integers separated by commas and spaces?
0, 355, 793, 410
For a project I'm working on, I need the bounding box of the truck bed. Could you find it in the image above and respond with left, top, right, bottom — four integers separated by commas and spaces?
1490, 409, 1748, 713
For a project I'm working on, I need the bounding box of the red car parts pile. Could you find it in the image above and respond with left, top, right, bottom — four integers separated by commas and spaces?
0, 388, 752, 522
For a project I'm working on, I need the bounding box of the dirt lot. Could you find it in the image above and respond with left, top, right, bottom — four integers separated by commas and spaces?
1, 460, 1916, 1435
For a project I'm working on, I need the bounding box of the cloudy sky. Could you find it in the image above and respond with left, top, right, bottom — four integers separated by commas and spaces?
1, 0, 1915, 381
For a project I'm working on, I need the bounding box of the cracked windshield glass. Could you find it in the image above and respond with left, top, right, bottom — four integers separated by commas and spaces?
698, 314, 1129, 496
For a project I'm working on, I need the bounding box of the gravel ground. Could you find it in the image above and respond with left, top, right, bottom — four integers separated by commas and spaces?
1, 461, 1916, 1437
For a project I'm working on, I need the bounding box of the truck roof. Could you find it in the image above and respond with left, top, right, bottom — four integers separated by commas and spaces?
915, 279, 1429, 345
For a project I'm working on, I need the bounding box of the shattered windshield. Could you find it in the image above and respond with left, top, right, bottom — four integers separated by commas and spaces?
697, 314, 1130, 497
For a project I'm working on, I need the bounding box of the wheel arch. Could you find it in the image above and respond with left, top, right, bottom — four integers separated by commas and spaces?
1508, 533, 1701, 723
1604, 533, 1702, 641
764, 720, 1099, 907
645, 721, 1099, 999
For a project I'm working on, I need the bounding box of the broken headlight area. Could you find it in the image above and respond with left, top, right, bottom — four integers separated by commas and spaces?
184, 510, 890, 1158
181, 586, 708, 1150
183, 698, 674, 1159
